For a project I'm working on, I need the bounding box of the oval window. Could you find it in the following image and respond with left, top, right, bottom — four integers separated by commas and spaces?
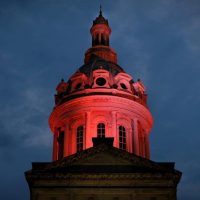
96, 77, 106, 86
120, 83, 127, 89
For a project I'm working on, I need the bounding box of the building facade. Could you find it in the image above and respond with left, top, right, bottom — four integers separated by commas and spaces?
25, 9, 181, 200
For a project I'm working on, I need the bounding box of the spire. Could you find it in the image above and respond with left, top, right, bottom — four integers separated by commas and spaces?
99, 5, 102, 16
93, 6, 108, 25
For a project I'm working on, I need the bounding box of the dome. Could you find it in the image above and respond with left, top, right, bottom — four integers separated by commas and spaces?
49, 10, 153, 161
93, 14, 109, 25
93, 7, 109, 25
53, 10, 148, 108
54, 53, 147, 108
78, 54, 124, 76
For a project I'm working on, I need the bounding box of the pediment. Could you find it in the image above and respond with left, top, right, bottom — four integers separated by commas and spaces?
72, 150, 133, 166
45, 144, 177, 173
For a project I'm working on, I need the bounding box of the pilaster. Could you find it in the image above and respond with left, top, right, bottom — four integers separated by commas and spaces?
133, 119, 139, 156
111, 111, 117, 147
86, 111, 91, 148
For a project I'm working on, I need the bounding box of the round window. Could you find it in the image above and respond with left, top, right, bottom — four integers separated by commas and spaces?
120, 83, 127, 89
96, 77, 106, 86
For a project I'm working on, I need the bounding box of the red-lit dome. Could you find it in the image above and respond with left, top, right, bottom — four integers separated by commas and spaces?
49, 10, 153, 161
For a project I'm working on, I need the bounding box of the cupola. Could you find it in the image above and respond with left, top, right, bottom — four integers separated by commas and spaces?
49, 8, 153, 161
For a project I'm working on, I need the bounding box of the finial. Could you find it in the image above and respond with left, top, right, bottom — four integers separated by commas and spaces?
99, 5, 102, 16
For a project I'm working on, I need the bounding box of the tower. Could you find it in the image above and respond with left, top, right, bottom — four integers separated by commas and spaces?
49, 9, 153, 161
25, 9, 181, 200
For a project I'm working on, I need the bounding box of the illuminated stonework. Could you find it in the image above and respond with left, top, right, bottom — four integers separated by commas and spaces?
25, 9, 181, 200
49, 10, 153, 160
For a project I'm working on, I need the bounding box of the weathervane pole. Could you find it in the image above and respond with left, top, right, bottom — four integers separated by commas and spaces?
100, 4, 102, 16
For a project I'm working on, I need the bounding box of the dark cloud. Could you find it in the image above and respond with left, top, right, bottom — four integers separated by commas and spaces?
0, 123, 14, 147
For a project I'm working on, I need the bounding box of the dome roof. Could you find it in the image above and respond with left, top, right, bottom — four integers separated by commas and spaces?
93, 8, 109, 25
78, 54, 124, 77
53, 10, 148, 108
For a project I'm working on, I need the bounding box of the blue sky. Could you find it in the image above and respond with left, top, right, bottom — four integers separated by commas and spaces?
0, 0, 200, 199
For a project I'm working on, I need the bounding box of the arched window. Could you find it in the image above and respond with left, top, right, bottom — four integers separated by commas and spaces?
97, 123, 105, 137
77, 125, 84, 152
57, 128, 64, 160
119, 126, 126, 150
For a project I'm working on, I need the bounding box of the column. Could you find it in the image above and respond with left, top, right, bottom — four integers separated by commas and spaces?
70, 125, 76, 155
133, 119, 139, 156
85, 111, 91, 148
63, 124, 69, 157
144, 132, 150, 159
129, 128, 133, 153
142, 135, 146, 157
111, 111, 117, 147
98, 33, 101, 44
52, 128, 58, 161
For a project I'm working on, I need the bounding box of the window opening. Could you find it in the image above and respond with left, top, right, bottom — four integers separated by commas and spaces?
97, 123, 105, 137
77, 126, 84, 152
75, 83, 82, 90
57, 129, 64, 159
96, 77, 106, 86
120, 83, 127, 89
119, 126, 126, 150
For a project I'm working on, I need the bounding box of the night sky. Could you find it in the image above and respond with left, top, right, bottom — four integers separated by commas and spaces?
0, 0, 200, 199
